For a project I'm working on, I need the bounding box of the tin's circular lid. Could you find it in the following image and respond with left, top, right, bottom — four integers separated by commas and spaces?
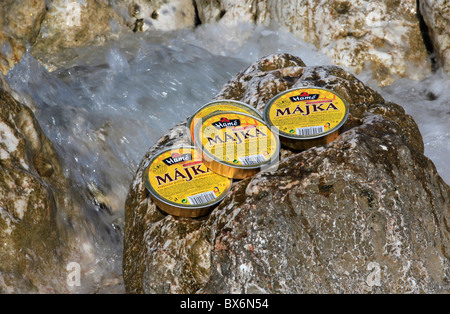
143, 146, 232, 209
264, 87, 349, 140
187, 100, 262, 143
194, 111, 280, 170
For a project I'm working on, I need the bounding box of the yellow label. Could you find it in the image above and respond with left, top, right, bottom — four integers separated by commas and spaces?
197, 112, 278, 167
145, 147, 230, 206
189, 101, 260, 141
266, 88, 348, 137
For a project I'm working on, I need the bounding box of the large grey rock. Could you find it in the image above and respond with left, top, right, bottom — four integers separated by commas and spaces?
123, 53, 450, 294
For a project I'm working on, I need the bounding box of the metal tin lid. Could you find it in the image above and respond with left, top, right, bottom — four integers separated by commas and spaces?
194, 111, 280, 171
264, 87, 350, 140
187, 100, 262, 144
143, 146, 232, 217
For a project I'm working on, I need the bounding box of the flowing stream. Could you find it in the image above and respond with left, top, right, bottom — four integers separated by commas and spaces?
5, 23, 449, 293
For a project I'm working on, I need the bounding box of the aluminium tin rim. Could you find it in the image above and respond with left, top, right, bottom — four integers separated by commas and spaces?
143, 146, 232, 210
193, 111, 280, 170
263, 86, 350, 140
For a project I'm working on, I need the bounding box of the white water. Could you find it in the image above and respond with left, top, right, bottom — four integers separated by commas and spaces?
377, 71, 450, 185
5, 23, 449, 292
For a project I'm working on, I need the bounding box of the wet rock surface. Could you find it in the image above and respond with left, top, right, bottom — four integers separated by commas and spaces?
123, 53, 450, 294
0, 78, 126, 293
0, 83, 71, 292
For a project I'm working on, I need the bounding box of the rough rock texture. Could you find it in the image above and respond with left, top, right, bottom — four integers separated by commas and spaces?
123, 53, 450, 294
195, 0, 268, 25
0, 79, 125, 293
31, 0, 124, 71
194, 0, 432, 86
419, 0, 450, 74
0, 84, 72, 293
122, 0, 197, 33
0, 0, 47, 74
27, 0, 198, 70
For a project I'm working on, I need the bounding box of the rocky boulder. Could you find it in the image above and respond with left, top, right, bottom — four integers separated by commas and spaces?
123, 53, 450, 294
0, 81, 73, 292
0, 76, 126, 293
1, 74, 127, 293
271, 0, 431, 86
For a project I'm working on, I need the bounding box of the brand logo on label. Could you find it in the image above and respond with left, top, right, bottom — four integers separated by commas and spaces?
289, 92, 320, 102
212, 118, 241, 129
162, 153, 192, 166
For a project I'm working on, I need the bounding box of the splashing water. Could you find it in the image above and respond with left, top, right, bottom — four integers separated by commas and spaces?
5, 23, 449, 292
377, 71, 450, 185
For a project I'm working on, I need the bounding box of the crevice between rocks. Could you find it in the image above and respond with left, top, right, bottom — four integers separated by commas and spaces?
192, 0, 202, 27
416, 0, 438, 72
